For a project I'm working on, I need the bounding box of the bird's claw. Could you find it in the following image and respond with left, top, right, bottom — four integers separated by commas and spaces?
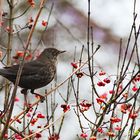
40, 96, 45, 103
35, 94, 45, 102
21, 89, 28, 95
31, 92, 45, 103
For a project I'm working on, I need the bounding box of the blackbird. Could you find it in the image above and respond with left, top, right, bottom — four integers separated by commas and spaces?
0, 48, 65, 94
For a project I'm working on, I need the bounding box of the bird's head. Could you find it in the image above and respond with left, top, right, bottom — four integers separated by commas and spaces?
38, 48, 66, 63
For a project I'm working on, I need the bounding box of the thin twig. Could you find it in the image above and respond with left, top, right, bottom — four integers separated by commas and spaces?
21, 112, 67, 140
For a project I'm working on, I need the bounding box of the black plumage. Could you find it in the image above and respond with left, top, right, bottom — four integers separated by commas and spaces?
0, 48, 65, 93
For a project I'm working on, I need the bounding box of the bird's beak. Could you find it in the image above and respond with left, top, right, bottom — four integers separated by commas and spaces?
59, 50, 66, 54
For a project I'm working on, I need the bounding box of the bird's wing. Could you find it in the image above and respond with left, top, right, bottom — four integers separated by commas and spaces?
1, 60, 47, 76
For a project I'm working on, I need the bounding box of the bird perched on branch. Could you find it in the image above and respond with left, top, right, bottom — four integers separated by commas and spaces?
0, 48, 65, 95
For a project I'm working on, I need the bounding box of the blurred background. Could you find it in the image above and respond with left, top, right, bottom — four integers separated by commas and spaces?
0, 0, 140, 139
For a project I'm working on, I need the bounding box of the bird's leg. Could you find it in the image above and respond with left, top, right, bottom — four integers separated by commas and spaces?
30, 89, 45, 102
21, 89, 30, 109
